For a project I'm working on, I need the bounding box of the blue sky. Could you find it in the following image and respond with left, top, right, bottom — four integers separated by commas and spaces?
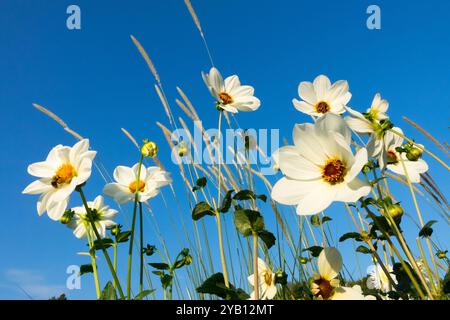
0, 0, 449, 299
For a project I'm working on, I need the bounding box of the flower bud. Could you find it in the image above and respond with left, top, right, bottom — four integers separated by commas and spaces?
60, 210, 74, 225
178, 145, 188, 157
111, 224, 121, 236
387, 204, 404, 220
141, 141, 158, 158
60, 215, 71, 225
437, 251, 447, 260
406, 147, 422, 161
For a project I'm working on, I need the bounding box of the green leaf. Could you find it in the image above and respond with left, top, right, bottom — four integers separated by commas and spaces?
192, 177, 207, 192
196, 273, 250, 300
233, 190, 255, 201
233, 190, 267, 203
322, 216, 332, 223
258, 230, 276, 249
356, 245, 372, 254
161, 274, 173, 289
93, 238, 114, 250
100, 281, 117, 300
79, 264, 94, 276
219, 190, 234, 213
419, 220, 437, 238
192, 202, 216, 221
149, 262, 170, 270
303, 246, 323, 257
234, 209, 265, 236
256, 194, 267, 202
134, 290, 155, 300
339, 232, 364, 242
116, 231, 132, 243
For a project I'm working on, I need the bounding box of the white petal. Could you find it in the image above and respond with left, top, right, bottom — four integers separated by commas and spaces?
292, 99, 315, 115
224, 75, 241, 92
318, 247, 342, 280
46, 197, 69, 221
103, 183, 133, 204
22, 179, 52, 194
334, 178, 370, 202
293, 124, 327, 165
27, 161, 56, 178
345, 148, 368, 182
276, 146, 322, 180
298, 81, 317, 104
313, 75, 331, 100
70, 139, 90, 164
113, 166, 135, 185
272, 178, 320, 205
295, 182, 335, 215
76, 157, 93, 183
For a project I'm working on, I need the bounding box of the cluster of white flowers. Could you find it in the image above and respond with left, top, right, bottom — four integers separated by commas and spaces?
269, 74, 429, 216
23, 139, 171, 240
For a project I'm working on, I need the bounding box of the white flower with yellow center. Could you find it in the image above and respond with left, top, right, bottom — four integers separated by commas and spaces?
366, 264, 397, 293
311, 247, 342, 300
312, 248, 375, 300
68, 195, 117, 239
22, 139, 96, 221
292, 75, 351, 117
202, 67, 261, 113
271, 114, 370, 215
384, 128, 428, 183
344, 94, 390, 169
103, 164, 171, 204
247, 258, 277, 300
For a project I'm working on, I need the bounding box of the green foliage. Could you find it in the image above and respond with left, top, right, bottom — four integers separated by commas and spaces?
100, 281, 117, 300
196, 273, 250, 300
134, 290, 155, 300
233, 190, 267, 202
258, 230, 276, 249
311, 215, 332, 226
192, 177, 207, 192
339, 232, 364, 242
192, 201, 216, 221
218, 190, 234, 213
79, 264, 94, 276
303, 246, 323, 257
234, 209, 265, 236
355, 245, 372, 254
419, 220, 437, 238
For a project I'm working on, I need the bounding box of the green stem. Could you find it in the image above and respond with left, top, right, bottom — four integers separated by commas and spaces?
127, 155, 144, 299
139, 201, 144, 296
77, 187, 125, 299
87, 229, 101, 299
215, 111, 230, 288
252, 232, 260, 300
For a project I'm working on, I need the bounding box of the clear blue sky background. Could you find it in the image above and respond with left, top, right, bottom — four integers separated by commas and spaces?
0, 0, 448, 299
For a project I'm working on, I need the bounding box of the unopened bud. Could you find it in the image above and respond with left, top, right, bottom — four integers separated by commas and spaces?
406, 147, 422, 161
387, 204, 404, 220
141, 141, 158, 158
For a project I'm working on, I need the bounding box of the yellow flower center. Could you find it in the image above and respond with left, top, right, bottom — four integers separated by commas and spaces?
315, 101, 330, 114
312, 278, 334, 300
263, 271, 272, 286
129, 180, 146, 193
219, 92, 233, 105
322, 159, 346, 184
51, 163, 76, 188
